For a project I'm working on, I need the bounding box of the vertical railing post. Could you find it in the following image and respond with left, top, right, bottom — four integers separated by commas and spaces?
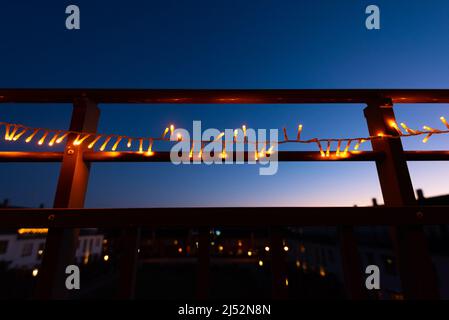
364, 99, 439, 299
338, 226, 366, 299
34, 97, 100, 299
270, 227, 288, 299
116, 227, 141, 299
196, 227, 210, 299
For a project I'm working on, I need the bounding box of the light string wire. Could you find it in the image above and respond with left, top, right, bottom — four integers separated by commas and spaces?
1, 118, 449, 158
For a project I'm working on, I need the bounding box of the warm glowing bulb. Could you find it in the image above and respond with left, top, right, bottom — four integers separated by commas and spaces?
73, 134, 91, 146
441, 116, 449, 129
283, 246, 289, 252
88, 135, 102, 149
170, 125, 175, 135
112, 137, 122, 151
99, 136, 112, 151
215, 132, 225, 141
389, 121, 403, 135
325, 141, 331, 157
162, 127, 169, 139
48, 132, 59, 146
400, 122, 418, 135
297, 124, 303, 140
247, 251, 252, 257
423, 125, 435, 132
38, 131, 49, 145
7, 126, 19, 141
336, 140, 342, 157
319, 266, 326, 277
32, 269, 38, 277
138, 138, 143, 153
146, 139, 154, 156
103, 255, 109, 262
422, 133, 432, 143
264, 246, 270, 252
177, 133, 182, 141
25, 129, 39, 143
189, 142, 194, 159
258, 260, 264, 267
354, 139, 362, 150
56, 132, 69, 144
12, 128, 27, 141
127, 138, 132, 148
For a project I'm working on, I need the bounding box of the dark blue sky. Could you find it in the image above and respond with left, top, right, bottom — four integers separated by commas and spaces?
1, 0, 449, 208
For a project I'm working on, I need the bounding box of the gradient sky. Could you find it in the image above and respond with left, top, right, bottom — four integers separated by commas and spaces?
1, 0, 449, 208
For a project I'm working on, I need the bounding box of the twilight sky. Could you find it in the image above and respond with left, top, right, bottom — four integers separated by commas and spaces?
1, 0, 449, 208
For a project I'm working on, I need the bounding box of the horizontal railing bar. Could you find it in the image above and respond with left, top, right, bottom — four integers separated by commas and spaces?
0, 206, 447, 228
1, 151, 449, 162
1, 89, 449, 104
84, 151, 383, 162
0, 152, 64, 162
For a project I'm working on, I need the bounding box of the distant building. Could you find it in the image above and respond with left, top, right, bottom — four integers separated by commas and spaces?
0, 228, 104, 269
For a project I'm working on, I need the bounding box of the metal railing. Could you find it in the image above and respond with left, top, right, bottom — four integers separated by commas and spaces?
0, 88, 447, 300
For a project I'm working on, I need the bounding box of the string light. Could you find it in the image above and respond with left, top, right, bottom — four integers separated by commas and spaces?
400, 123, 418, 135
88, 135, 102, 149
56, 132, 69, 144
73, 134, 91, 146
297, 124, 303, 141
423, 125, 437, 132
138, 138, 143, 153
146, 139, 154, 156
221, 140, 227, 159
422, 133, 432, 143
112, 137, 122, 151
4, 124, 10, 140
7, 126, 19, 141
12, 128, 27, 141
25, 129, 39, 143
390, 121, 403, 136
316, 140, 325, 157
3, 116, 449, 156
441, 116, 449, 129
99, 136, 112, 151
353, 139, 362, 151
214, 132, 225, 142
343, 140, 351, 156
162, 127, 169, 139
189, 142, 194, 159
48, 132, 60, 146
336, 140, 342, 157
37, 131, 49, 145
